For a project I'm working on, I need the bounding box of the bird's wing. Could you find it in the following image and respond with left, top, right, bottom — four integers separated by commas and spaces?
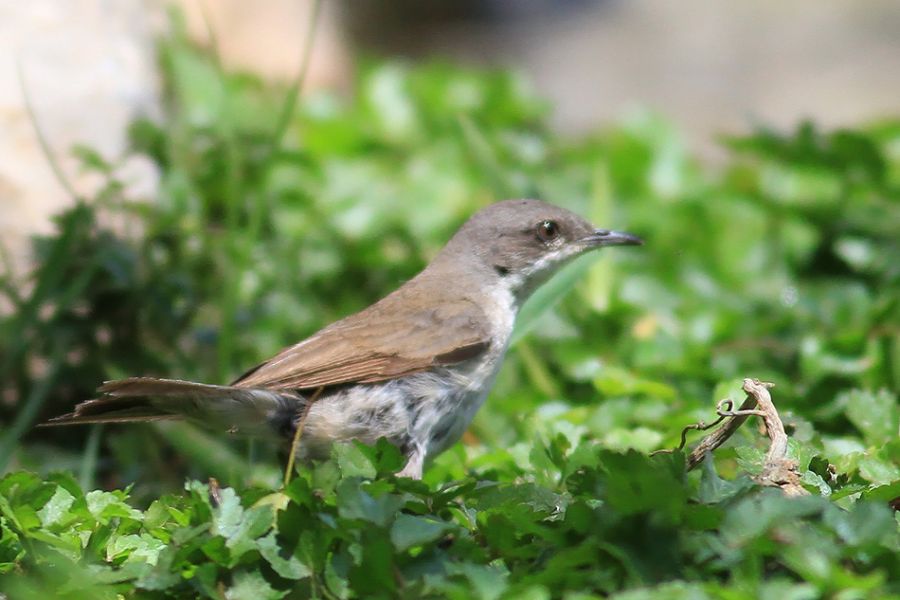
231, 291, 492, 391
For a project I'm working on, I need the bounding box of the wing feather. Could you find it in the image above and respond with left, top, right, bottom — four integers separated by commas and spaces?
233, 283, 492, 391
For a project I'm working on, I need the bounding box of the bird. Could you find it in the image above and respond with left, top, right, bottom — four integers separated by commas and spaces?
43, 199, 642, 479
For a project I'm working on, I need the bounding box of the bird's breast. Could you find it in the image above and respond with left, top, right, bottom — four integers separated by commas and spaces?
478, 283, 518, 346
413, 286, 518, 456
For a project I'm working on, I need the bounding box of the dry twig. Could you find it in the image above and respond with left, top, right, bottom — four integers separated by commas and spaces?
741, 379, 807, 497
660, 378, 808, 496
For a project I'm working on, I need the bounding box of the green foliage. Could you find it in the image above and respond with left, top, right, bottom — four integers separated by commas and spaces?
1, 17, 899, 598
1, 446, 898, 598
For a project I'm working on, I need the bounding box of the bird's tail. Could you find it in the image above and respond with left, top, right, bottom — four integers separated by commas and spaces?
41, 377, 301, 436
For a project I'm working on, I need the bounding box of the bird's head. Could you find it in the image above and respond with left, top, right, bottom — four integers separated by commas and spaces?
437, 199, 642, 303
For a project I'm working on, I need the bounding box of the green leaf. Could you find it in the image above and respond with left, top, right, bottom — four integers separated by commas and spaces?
135, 545, 181, 591
608, 581, 713, 600
390, 513, 452, 552
258, 532, 311, 580
211, 487, 244, 539
226, 504, 275, 561
446, 562, 509, 600
858, 453, 900, 485
324, 550, 351, 599
824, 501, 895, 546
841, 388, 898, 445
335, 480, 403, 527
332, 442, 377, 479
698, 456, 754, 503
593, 365, 676, 400
86, 489, 142, 523
37, 486, 75, 527
862, 480, 900, 502
106, 533, 166, 565
225, 570, 287, 600
599, 451, 687, 522
719, 491, 826, 546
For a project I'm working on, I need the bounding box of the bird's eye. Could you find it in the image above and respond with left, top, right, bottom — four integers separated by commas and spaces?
536, 220, 560, 242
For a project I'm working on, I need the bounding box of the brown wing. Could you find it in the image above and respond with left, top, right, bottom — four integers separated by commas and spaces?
232, 282, 491, 391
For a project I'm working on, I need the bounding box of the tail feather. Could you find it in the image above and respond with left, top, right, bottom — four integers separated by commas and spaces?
97, 377, 240, 397
41, 377, 301, 435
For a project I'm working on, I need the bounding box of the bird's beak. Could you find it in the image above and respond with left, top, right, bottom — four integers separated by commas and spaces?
582, 229, 644, 248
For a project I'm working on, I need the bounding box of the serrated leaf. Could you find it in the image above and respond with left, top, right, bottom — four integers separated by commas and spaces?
258, 532, 311, 580
226, 570, 287, 600
226, 504, 275, 562
37, 486, 75, 527
86, 489, 142, 523
106, 533, 166, 565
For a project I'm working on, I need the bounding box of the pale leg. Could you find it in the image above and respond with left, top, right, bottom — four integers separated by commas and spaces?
396, 445, 425, 479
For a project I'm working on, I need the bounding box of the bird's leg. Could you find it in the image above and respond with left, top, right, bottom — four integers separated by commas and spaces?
396, 443, 425, 479
283, 387, 323, 487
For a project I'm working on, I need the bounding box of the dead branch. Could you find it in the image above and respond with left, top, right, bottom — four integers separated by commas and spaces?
663, 378, 808, 496
742, 378, 807, 497
682, 392, 761, 470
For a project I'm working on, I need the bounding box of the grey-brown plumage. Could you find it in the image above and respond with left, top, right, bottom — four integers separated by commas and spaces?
43, 199, 641, 478
232, 279, 491, 390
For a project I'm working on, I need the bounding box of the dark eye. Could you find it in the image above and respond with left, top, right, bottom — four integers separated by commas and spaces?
536, 220, 560, 242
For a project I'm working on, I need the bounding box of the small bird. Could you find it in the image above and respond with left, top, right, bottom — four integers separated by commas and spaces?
44, 200, 641, 479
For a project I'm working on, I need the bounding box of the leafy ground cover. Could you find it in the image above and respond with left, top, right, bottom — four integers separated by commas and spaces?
1, 18, 898, 599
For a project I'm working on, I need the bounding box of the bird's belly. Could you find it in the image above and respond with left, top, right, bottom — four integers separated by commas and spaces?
300, 382, 415, 459
419, 385, 488, 457
298, 356, 504, 462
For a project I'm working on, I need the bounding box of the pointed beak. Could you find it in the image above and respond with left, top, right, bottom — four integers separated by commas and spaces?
582, 229, 644, 248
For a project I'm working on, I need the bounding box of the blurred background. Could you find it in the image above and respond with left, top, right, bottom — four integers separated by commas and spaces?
4, 0, 900, 263
1, 1, 897, 499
